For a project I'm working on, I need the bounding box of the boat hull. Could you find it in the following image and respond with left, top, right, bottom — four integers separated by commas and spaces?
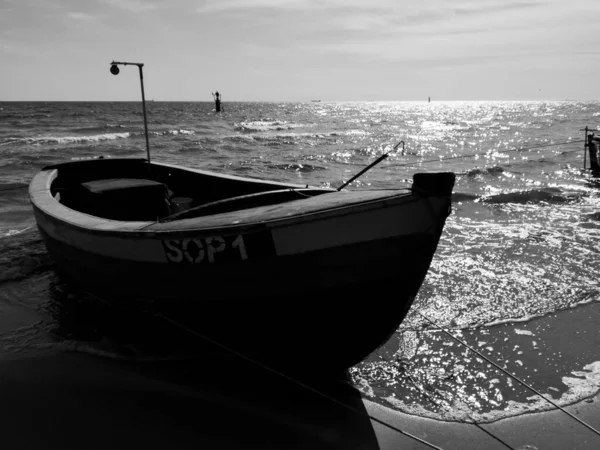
37, 228, 436, 371
30, 159, 454, 374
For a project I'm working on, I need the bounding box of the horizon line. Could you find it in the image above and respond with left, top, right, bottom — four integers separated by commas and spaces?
0, 99, 594, 103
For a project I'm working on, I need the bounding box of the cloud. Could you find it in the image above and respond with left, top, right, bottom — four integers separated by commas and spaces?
194, 0, 551, 30
452, 0, 548, 16
99, 0, 161, 13
196, 0, 300, 14
1, 41, 38, 57
195, 0, 399, 14
67, 12, 95, 21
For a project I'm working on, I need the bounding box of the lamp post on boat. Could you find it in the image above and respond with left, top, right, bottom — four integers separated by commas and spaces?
110, 61, 152, 177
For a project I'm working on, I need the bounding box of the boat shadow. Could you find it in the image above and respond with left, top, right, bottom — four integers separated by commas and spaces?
18, 278, 383, 449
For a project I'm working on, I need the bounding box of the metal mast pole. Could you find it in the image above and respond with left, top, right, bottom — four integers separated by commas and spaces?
110, 60, 152, 177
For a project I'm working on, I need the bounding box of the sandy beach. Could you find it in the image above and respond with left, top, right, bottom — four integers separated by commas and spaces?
367, 391, 600, 450
1, 300, 599, 450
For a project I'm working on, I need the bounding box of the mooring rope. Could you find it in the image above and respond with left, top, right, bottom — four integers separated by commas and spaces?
156, 313, 446, 450
397, 354, 517, 450
415, 311, 600, 439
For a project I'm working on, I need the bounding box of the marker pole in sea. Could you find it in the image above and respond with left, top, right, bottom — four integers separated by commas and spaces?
212, 91, 222, 112
584, 126, 588, 170
110, 60, 152, 177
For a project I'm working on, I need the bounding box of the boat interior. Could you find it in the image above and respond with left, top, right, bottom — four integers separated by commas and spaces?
47, 158, 333, 222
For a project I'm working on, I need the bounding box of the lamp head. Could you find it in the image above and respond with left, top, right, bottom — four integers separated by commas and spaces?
110, 64, 120, 75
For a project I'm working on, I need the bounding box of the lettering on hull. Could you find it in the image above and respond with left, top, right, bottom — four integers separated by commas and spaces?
162, 231, 275, 264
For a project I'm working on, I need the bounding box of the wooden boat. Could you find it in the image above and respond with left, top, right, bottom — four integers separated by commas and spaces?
29, 157, 454, 374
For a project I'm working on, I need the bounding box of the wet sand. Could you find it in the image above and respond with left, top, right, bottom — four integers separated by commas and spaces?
368, 391, 600, 449
359, 301, 600, 449
1, 347, 599, 450
1, 299, 599, 449
354, 301, 600, 423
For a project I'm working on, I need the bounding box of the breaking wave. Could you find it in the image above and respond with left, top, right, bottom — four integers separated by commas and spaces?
234, 120, 305, 132
0, 133, 131, 146
461, 166, 505, 177
148, 129, 195, 136
479, 187, 582, 205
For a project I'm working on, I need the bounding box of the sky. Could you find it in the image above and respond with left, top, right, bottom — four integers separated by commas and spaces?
1, 0, 599, 101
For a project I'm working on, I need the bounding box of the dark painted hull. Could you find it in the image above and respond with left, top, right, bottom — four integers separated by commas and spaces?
38, 228, 436, 372
30, 158, 454, 373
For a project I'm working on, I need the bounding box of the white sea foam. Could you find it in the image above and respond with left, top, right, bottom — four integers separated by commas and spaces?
149, 129, 195, 136
515, 329, 535, 336
234, 120, 306, 132
0, 226, 34, 238
358, 359, 600, 423
0, 132, 131, 146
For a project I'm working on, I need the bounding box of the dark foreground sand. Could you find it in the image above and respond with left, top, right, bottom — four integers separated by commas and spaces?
1, 304, 599, 450
0, 351, 380, 450
0, 349, 599, 450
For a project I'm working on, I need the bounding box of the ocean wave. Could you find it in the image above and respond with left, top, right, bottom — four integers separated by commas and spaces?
0, 132, 131, 146
478, 187, 581, 205
0, 226, 35, 239
452, 192, 479, 202
584, 211, 600, 221
461, 166, 505, 177
234, 120, 304, 133
420, 120, 474, 132
267, 163, 327, 173
229, 131, 340, 145
71, 124, 128, 134
0, 112, 53, 120
0, 182, 28, 194
147, 129, 195, 136
344, 129, 369, 137
0, 230, 53, 284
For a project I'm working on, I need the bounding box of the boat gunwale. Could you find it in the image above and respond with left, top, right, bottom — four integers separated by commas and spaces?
29, 160, 420, 239
41, 158, 315, 191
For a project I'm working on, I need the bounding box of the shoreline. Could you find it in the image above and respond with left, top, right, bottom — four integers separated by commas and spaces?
352, 300, 600, 424
366, 390, 600, 449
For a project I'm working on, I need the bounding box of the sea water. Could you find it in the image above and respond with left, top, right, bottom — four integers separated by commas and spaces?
1, 100, 599, 423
